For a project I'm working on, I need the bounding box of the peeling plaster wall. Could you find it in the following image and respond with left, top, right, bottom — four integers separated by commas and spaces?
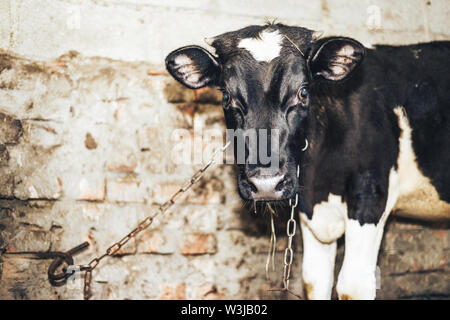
0, 0, 449, 300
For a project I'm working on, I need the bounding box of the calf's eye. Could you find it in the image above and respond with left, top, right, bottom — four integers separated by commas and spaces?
222, 91, 231, 105
299, 87, 308, 99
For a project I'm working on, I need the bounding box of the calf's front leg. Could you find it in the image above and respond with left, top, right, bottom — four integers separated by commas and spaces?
336, 219, 386, 300
336, 169, 398, 300
301, 220, 337, 300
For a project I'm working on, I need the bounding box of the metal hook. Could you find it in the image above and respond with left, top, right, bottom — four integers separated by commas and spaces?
302, 138, 308, 152
289, 194, 299, 208
48, 241, 90, 287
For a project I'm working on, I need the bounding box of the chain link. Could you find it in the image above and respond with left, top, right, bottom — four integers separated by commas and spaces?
67, 141, 230, 300
268, 165, 302, 299
282, 193, 298, 290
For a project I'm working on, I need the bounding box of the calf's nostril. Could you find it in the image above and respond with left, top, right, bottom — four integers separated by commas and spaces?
275, 177, 288, 192
248, 174, 285, 194
247, 179, 258, 193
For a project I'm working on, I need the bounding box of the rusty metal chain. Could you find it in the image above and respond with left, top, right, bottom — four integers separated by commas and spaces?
268, 165, 302, 299
50, 141, 230, 300
46, 140, 306, 300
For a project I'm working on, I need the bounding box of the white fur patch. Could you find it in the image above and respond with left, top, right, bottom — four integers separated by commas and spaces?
300, 194, 346, 244
393, 107, 450, 219
238, 29, 283, 62
300, 220, 337, 300
394, 107, 424, 195
173, 54, 200, 83
174, 54, 192, 66
337, 45, 355, 57
299, 194, 346, 300
336, 220, 379, 300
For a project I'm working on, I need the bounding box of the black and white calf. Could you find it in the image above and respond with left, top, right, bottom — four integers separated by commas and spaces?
165, 23, 450, 300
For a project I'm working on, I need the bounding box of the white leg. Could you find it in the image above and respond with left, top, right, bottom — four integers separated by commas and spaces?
336, 219, 386, 300
337, 168, 398, 300
300, 220, 337, 300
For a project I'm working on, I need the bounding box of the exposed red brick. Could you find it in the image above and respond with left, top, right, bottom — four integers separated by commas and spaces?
151, 183, 189, 204
107, 178, 145, 203
137, 232, 175, 254
181, 233, 217, 255
77, 178, 105, 201
146, 69, 168, 76
107, 163, 137, 173
138, 233, 160, 254
45, 61, 67, 70
159, 283, 186, 300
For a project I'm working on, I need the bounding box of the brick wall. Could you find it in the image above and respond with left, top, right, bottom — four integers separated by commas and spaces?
0, 0, 449, 300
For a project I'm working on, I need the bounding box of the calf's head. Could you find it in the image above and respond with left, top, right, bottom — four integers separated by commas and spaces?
165, 24, 364, 202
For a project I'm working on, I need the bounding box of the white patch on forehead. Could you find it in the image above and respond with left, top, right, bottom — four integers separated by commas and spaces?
238, 29, 283, 62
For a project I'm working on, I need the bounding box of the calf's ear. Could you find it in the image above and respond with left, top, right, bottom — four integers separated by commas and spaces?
165, 45, 220, 89
309, 37, 365, 81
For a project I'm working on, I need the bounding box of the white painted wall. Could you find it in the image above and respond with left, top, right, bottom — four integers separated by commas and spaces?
1, 0, 449, 65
